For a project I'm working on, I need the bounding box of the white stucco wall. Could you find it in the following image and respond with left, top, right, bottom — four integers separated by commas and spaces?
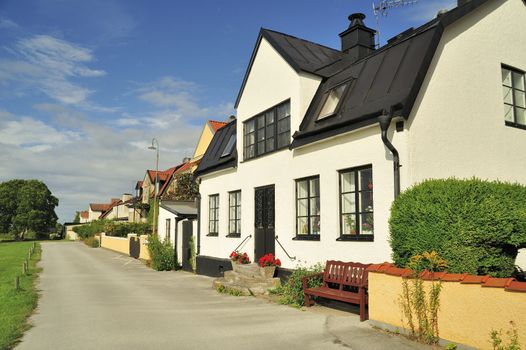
198, 37, 404, 269
407, 0, 526, 269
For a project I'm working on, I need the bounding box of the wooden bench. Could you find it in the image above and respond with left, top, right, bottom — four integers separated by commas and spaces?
302, 260, 370, 321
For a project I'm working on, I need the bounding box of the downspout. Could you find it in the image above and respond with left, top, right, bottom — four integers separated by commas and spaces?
174, 217, 181, 270
196, 191, 201, 255
378, 110, 401, 198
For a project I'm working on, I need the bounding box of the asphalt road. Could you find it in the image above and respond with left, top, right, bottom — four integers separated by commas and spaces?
16, 242, 429, 350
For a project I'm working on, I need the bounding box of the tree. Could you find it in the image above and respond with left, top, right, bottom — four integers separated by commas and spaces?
73, 211, 80, 223
163, 173, 199, 201
0, 179, 59, 239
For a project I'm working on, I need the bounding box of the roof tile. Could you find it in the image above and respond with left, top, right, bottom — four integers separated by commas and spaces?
505, 281, 526, 293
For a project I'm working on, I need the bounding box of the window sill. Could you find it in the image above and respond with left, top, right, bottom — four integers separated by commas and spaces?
505, 121, 526, 130
226, 234, 241, 238
206, 233, 218, 237
293, 235, 320, 241
337, 235, 374, 242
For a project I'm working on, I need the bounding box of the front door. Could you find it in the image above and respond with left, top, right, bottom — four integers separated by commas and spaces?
181, 220, 193, 272
254, 185, 275, 262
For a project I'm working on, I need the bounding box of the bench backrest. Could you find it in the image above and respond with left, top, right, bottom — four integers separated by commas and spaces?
323, 260, 370, 289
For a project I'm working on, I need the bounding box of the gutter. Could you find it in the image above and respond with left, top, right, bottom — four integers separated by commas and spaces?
196, 188, 201, 256
378, 109, 401, 198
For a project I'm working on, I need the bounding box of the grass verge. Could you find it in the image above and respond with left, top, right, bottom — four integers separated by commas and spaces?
0, 242, 42, 350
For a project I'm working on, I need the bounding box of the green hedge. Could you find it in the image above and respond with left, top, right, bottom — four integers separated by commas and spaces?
73, 220, 151, 239
147, 235, 174, 271
389, 178, 526, 277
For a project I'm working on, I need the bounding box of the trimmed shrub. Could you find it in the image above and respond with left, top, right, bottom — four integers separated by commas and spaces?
390, 178, 526, 277
147, 235, 174, 271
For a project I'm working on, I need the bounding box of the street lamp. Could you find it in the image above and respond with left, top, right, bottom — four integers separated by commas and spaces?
148, 138, 159, 236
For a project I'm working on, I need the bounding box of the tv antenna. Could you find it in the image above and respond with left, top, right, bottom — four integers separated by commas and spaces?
372, 0, 419, 47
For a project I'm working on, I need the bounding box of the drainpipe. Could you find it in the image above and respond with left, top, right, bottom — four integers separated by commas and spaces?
196, 192, 201, 255
378, 110, 401, 198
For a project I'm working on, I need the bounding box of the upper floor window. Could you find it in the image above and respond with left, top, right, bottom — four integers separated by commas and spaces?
208, 194, 219, 236
243, 100, 290, 160
228, 191, 241, 237
317, 82, 349, 120
502, 65, 525, 128
338, 165, 374, 241
295, 176, 320, 240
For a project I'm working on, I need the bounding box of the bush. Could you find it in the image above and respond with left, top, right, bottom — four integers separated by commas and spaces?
73, 220, 151, 239
147, 235, 174, 271
390, 178, 526, 277
272, 263, 324, 307
83, 236, 99, 248
49, 233, 60, 240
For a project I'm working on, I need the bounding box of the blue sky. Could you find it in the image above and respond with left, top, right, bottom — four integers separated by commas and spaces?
0, 0, 456, 222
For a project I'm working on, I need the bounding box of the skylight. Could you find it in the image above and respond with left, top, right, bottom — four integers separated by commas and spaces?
221, 134, 236, 157
317, 82, 349, 120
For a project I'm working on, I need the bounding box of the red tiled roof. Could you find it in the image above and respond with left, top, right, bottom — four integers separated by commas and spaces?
80, 211, 89, 219
367, 263, 526, 293
209, 120, 227, 132
175, 160, 197, 174
89, 203, 112, 212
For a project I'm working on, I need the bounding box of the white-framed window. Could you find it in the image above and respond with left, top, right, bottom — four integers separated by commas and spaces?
208, 194, 219, 236
228, 191, 241, 236
295, 176, 320, 240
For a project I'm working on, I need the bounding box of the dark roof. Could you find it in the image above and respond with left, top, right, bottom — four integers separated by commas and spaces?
194, 120, 237, 177
160, 200, 197, 218
234, 28, 347, 108
291, 0, 492, 148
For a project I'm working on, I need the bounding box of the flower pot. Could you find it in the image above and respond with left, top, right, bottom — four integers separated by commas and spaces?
260, 265, 276, 279
231, 261, 241, 272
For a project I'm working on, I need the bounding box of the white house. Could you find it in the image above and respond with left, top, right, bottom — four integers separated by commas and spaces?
194, 0, 526, 276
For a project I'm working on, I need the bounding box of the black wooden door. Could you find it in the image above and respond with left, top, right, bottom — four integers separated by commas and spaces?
254, 185, 275, 262
182, 220, 193, 272
129, 236, 140, 259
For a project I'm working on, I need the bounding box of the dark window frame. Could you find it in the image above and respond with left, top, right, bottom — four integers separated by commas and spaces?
165, 218, 171, 241
227, 190, 241, 237
293, 175, 320, 241
337, 165, 374, 242
243, 99, 290, 161
502, 64, 526, 129
207, 194, 219, 237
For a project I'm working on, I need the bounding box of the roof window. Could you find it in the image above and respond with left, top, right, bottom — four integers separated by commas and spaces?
221, 134, 236, 157
317, 82, 349, 120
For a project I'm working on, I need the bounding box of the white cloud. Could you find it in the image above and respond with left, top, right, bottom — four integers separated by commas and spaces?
407, 0, 457, 21
0, 35, 105, 104
0, 17, 19, 29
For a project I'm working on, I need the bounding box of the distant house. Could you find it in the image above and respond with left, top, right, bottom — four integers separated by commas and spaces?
79, 211, 89, 223
194, 0, 526, 276
88, 200, 115, 222
100, 194, 134, 221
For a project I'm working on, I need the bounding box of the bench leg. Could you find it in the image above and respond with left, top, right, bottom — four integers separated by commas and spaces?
304, 293, 314, 307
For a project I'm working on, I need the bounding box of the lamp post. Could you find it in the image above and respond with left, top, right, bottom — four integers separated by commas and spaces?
148, 138, 159, 235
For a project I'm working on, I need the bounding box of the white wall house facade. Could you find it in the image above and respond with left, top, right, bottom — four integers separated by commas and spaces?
195, 0, 526, 275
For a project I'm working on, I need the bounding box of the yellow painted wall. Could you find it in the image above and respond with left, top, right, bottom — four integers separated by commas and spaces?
368, 273, 526, 349
100, 233, 129, 255
192, 123, 214, 160
139, 235, 150, 261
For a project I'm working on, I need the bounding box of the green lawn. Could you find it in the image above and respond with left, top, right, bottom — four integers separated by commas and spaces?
0, 242, 41, 350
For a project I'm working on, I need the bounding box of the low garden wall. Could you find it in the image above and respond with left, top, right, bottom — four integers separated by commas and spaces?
367, 263, 526, 349
100, 233, 128, 255
100, 233, 150, 261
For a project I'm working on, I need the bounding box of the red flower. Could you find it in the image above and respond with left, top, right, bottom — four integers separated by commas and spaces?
275, 259, 281, 266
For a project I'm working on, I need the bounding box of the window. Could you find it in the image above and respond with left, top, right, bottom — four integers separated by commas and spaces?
243, 100, 290, 160
317, 82, 349, 120
228, 191, 241, 236
221, 134, 236, 158
208, 194, 219, 236
339, 166, 374, 241
165, 219, 171, 241
295, 176, 320, 239
502, 65, 526, 127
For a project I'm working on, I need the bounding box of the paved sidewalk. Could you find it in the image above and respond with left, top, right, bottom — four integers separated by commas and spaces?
17, 242, 430, 350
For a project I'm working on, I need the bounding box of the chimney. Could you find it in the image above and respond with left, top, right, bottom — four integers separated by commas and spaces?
226, 115, 236, 122
182, 157, 191, 163
457, 0, 470, 6
122, 193, 132, 202
339, 13, 376, 63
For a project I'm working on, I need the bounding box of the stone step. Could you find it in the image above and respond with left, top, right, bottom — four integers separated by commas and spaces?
224, 270, 268, 283
213, 277, 281, 296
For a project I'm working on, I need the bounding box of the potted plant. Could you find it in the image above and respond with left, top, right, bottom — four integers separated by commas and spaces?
258, 253, 281, 278
230, 250, 250, 272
